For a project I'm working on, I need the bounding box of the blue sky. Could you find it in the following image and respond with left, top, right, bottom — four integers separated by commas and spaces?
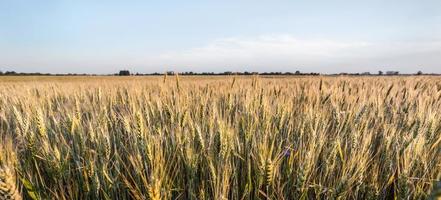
1, 0, 440, 74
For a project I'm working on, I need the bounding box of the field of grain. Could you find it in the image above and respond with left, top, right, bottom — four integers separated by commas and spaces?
0, 75, 440, 199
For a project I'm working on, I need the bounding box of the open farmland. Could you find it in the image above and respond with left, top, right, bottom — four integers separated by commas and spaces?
0, 75, 440, 199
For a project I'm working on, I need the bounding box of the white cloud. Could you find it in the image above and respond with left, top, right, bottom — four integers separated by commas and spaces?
145, 34, 441, 73
3, 34, 439, 74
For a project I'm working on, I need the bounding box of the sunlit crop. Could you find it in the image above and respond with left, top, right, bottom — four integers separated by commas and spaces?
0, 75, 440, 199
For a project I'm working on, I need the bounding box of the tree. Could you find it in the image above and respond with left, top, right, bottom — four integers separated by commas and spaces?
119, 70, 130, 76
378, 71, 383, 75
417, 71, 423, 75
5, 71, 17, 75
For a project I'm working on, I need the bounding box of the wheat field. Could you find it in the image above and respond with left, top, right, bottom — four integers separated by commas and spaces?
0, 75, 440, 199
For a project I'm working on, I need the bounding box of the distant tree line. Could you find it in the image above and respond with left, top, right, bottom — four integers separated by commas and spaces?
119, 70, 436, 76
0, 71, 96, 76
0, 69, 437, 76
333, 70, 435, 76
118, 70, 321, 76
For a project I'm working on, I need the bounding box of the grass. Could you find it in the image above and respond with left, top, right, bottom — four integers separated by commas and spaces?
0, 75, 440, 199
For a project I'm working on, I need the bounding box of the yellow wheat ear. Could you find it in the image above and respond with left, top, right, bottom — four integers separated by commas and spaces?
0, 140, 21, 200
0, 166, 21, 200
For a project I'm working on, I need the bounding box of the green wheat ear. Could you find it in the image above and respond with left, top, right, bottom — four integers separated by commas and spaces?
35, 109, 47, 138
429, 181, 441, 200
